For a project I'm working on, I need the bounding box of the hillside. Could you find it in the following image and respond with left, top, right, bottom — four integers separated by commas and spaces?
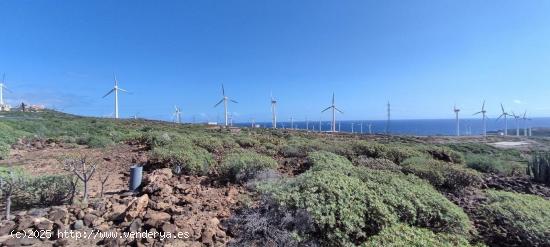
0, 111, 549, 247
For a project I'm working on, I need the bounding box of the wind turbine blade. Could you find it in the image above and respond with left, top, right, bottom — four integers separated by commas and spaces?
321, 106, 332, 113
482, 100, 486, 111
3, 85, 12, 93
335, 107, 344, 114
118, 88, 130, 93
501, 104, 505, 113
523, 111, 527, 118
332, 93, 335, 105
222, 84, 225, 96
230, 99, 238, 104
496, 114, 503, 121
214, 99, 224, 107
473, 111, 482, 115
113, 73, 118, 86
102, 88, 115, 98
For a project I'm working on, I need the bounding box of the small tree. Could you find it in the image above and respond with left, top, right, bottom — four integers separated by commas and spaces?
98, 172, 110, 198
0, 168, 26, 220
61, 155, 99, 203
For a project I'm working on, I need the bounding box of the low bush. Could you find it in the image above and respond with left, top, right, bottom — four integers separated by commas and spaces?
480, 190, 550, 246
220, 149, 278, 183
23, 174, 75, 207
401, 157, 482, 190
353, 169, 474, 237
307, 151, 354, 172
259, 167, 474, 245
192, 135, 224, 152
465, 154, 524, 176
353, 156, 401, 172
151, 144, 214, 176
351, 141, 423, 164
0, 168, 75, 209
362, 224, 472, 247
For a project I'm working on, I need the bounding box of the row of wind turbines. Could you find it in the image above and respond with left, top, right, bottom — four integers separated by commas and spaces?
0, 73, 524, 137
454, 101, 533, 137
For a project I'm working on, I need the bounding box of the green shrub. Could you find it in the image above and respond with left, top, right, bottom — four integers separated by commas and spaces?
481, 190, 550, 246
261, 170, 376, 245
23, 174, 75, 207
401, 157, 482, 190
353, 156, 401, 172
362, 224, 472, 247
220, 149, 278, 182
351, 141, 423, 164
353, 169, 474, 237
151, 144, 214, 176
235, 136, 259, 148
260, 167, 474, 245
307, 151, 354, 172
0, 168, 74, 209
465, 154, 524, 176
192, 135, 224, 152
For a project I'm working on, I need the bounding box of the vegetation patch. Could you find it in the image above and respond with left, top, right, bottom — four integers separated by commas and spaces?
401, 156, 483, 190
480, 190, 550, 246
220, 149, 278, 183
362, 224, 472, 247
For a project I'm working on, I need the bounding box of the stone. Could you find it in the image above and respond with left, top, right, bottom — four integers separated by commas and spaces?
34, 217, 54, 231
128, 218, 142, 233
144, 210, 171, 228
95, 222, 110, 232
0, 220, 15, 236
201, 228, 215, 245
53, 238, 69, 247
49, 207, 69, 224
27, 208, 48, 218
73, 220, 84, 230
83, 214, 97, 227
161, 223, 177, 234
124, 194, 149, 221
16, 215, 35, 231
107, 203, 127, 221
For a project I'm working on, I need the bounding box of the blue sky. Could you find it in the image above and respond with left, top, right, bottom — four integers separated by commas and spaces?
1, 0, 549, 122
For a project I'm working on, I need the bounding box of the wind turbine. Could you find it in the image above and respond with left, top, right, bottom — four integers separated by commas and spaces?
102, 73, 129, 119
0, 73, 13, 107
497, 104, 510, 136
270, 93, 277, 129
173, 106, 182, 124
521, 111, 530, 137
321, 93, 343, 132
512, 111, 520, 136
214, 84, 238, 126
453, 105, 461, 136
473, 100, 488, 137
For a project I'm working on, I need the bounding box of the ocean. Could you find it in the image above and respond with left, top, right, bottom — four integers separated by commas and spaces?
234, 118, 550, 136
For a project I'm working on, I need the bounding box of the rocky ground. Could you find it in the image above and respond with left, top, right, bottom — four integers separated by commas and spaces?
0, 140, 244, 247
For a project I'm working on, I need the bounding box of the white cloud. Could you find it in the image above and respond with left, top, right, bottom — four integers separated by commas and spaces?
513, 99, 522, 104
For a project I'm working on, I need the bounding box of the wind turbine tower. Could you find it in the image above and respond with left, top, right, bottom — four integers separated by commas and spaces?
321, 93, 343, 132
0, 73, 12, 109
270, 93, 277, 129
512, 112, 520, 136
497, 104, 510, 136
474, 100, 488, 137
454, 105, 461, 136
173, 106, 182, 124
102, 73, 129, 119
522, 111, 530, 137
214, 84, 238, 126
